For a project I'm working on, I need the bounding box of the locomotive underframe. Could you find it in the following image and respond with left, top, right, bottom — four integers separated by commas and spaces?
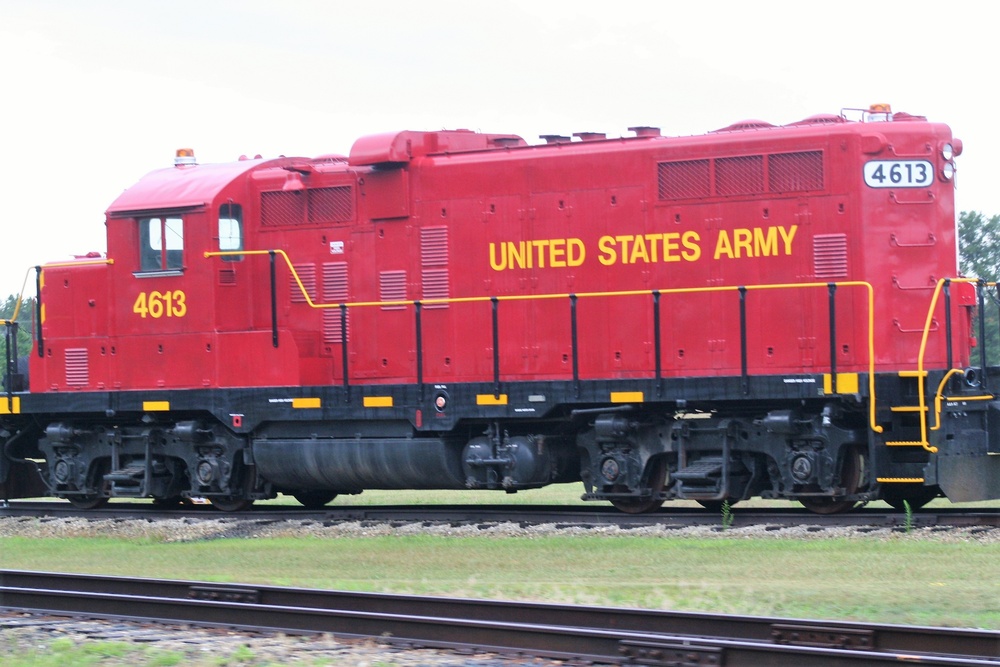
4, 368, 999, 511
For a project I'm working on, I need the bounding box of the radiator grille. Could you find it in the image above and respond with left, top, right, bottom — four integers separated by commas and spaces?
813, 233, 848, 278
64, 348, 89, 387
658, 159, 710, 199
769, 151, 824, 192
308, 186, 354, 223
658, 150, 824, 200
261, 190, 305, 227
715, 155, 764, 196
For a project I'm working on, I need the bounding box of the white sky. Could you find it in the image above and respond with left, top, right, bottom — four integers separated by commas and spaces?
1, 0, 997, 294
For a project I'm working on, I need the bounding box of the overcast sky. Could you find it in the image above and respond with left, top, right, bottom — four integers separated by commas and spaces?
1, 1, 997, 294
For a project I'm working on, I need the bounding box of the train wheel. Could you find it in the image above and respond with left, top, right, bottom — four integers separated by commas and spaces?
210, 496, 254, 512
800, 446, 864, 515
881, 484, 939, 512
610, 459, 667, 514
293, 492, 337, 509
67, 494, 109, 510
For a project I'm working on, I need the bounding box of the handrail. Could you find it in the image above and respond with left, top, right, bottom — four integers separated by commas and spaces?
912, 277, 997, 452
3, 260, 115, 386
206, 249, 881, 432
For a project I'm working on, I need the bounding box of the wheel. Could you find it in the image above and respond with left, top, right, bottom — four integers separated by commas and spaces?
66, 494, 109, 510
881, 484, 939, 512
293, 492, 337, 509
610, 459, 667, 514
210, 496, 254, 512
800, 446, 864, 515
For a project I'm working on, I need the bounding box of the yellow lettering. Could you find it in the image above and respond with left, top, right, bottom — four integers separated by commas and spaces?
644, 234, 660, 262
598, 236, 617, 266
532, 239, 549, 268
629, 234, 649, 264
662, 232, 680, 262
489, 242, 507, 271
734, 228, 752, 258
133, 290, 187, 318
549, 238, 566, 267
714, 230, 733, 260
779, 224, 798, 255
682, 231, 701, 261
753, 227, 778, 257
568, 238, 586, 266
615, 235, 634, 264
508, 241, 527, 269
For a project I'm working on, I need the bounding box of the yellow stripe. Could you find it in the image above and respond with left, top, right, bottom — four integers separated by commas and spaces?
476, 394, 508, 406
823, 372, 859, 394
363, 396, 394, 408
292, 397, 321, 409
0, 397, 20, 415
143, 401, 170, 412
610, 391, 644, 403
877, 477, 925, 483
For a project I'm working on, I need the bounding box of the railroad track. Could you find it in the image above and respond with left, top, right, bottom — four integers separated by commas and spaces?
0, 570, 997, 665
2, 500, 998, 529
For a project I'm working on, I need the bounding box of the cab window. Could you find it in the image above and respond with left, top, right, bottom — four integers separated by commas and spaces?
218, 203, 243, 262
139, 216, 184, 271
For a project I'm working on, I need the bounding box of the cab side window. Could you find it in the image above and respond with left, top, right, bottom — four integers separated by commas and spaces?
218, 204, 243, 262
139, 216, 184, 271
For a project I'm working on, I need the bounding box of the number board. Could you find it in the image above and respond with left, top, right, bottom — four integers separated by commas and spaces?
863, 160, 934, 188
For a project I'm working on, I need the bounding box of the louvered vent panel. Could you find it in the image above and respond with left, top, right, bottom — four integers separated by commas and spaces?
322, 262, 349, 344
421, 269, 450, 309
421, 227, 449, 266
658, 159, 710, 200
261, 190, 305, 227
769, 151, 824, 193
715, 155, 764, 196
290, 264, 317, 304
421, 227, 449, 309
218, 269, 236, 285
379, 270, 407, 310
813, 233, 848, 278
308, 186, 354, 223
65, 348, 89, 387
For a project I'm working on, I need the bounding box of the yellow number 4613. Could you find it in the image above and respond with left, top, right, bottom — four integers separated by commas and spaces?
133, 290, 187, 318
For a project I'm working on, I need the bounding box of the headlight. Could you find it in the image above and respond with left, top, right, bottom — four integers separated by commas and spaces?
942, 162, 956, 181
941, 143, 954, 160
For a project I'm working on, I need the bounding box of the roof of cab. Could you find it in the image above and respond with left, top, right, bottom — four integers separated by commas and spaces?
106, 157, 293, 216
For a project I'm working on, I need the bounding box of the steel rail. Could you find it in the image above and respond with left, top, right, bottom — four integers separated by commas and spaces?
1, 501, 997, 528
1, 570, 996, 665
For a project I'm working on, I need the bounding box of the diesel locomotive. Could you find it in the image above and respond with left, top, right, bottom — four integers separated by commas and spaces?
2, 104, 998, 513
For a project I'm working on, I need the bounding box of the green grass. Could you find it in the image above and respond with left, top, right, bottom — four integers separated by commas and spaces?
0, 636, 184, 666
1, 532, 996, 629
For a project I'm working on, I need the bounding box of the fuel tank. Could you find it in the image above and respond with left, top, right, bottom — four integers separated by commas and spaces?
252, 437, 467, 491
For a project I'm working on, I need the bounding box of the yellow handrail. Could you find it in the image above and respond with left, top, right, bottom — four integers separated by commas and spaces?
912, 278, 996, 452
206, 250, 881, 432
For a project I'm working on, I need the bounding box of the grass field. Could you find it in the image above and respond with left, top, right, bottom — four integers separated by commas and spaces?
3, 531, 997, 630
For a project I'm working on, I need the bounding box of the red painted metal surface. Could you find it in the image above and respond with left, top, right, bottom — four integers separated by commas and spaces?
30, 109, 967, 392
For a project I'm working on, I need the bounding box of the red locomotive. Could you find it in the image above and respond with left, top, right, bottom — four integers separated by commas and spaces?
2, 104, 997, 513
